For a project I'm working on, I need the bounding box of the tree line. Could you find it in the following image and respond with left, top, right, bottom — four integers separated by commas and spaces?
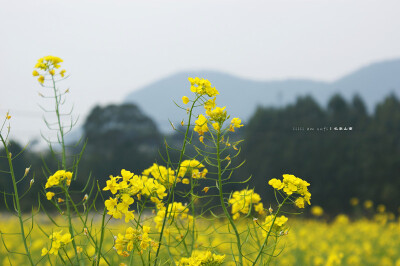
1, 94, 399, 215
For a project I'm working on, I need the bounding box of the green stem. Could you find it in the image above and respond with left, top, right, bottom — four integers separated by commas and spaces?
64, 187, 81, 265
153, 95, 200, 265
190, 177, 195, 254
51, 76, 66, 170
96, 207, 108, 266
252, 196, 289, 265
216, 132, 243, 265
51, 75, 84, 265
0, 135, 34, 265
135, 242, 146, 266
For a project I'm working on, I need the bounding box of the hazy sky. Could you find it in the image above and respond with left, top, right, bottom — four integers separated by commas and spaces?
1, 0, 400, 145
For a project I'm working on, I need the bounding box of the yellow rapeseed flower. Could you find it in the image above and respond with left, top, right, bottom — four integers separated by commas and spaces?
103, 175, 121, 194
206, 106, 227, 122
76, 246, 83, 254
295, 197, 306, 208
188, 77, 219, 97
177, 160, 207, 179
194, 114, 209, 136
34, 56, 63, 71
142, 163, 176, 186
262, 215, 288, 237
46, 192, 55, 200
204, 97, 216, 112
103, 168, 169, 222
38, 75, 45, 84
45, 170, 73, 189
42, 230, 72, 256
154, 202, 193, 231
212, 122, 220, 132
311, 205, 324, 216
377, 204, 386, 213
182, 96, 190, 104
350, 197, 359, 206
269, 174, 311, 206
179, 250, 225, 265
364, 200, 373, 209
33, 56, 65, 84
229, 189, 263, 220
229, 117, 244, 132
114, 226, 158, 257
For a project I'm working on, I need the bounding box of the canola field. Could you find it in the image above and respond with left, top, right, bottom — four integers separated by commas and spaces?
1, 212, 399, 265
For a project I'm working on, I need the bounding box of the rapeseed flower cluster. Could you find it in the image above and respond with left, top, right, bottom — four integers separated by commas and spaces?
194, 114, 209, 136
203, 97, 216, 112
185, 77, 243, 141
229, 118, 243, 132
311, 205, 324, 217
178, 250, 225, 266
41, 230, 72, 256
142, 163, 177, 186
262, 215, 288, 237
177, 159, 208, 181
114, 226, 158, 257
45, 170, 73, 189
229, 189, 265, 220
206, 106, 227, 123
188, 77, 219, 97
103, 169, 167, 222
32, 55, 66, 84
154, 202, 193, 231
269, 174, 311, 208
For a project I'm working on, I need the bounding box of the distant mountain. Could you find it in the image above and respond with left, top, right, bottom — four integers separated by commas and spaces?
125, 59, 400, 132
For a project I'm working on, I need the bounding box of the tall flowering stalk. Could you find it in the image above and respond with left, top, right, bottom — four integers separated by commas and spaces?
33, 56, 81, 264
185, 77, 246, 264
33, 56, 110, 265
253, 174, 311, 265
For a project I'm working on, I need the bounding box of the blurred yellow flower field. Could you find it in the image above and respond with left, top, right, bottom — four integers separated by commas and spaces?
1, 213, 400, 265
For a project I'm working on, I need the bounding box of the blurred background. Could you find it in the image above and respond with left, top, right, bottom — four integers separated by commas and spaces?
1, 0, 399, 216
